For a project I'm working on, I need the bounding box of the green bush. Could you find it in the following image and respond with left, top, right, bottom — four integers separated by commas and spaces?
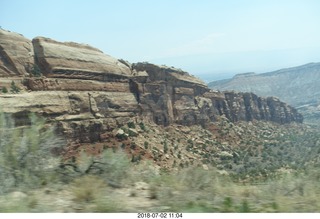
116, 132, 128, 140
31, 64, 42, 77
1, 86, 8, 93
164, 140, 168, 154
139, 122, 146, 131
58, 149, 131, 186
10, 81, 20, 93
222, 196, 234, 212
144, 141, 149, 149
0, 111, 65, 194
127, 121, 135, 129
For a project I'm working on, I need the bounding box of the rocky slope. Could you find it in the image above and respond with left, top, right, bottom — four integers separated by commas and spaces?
208, 63, 320, 124
1, 116, 320, 212
0, 29, 302, 143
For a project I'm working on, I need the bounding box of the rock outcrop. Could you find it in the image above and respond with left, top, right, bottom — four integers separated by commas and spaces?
0, 29, 303, 143
208, 63, 320, 124
32, 37, 132, 80
0, 29, 34, 76
208, 63, 320, 107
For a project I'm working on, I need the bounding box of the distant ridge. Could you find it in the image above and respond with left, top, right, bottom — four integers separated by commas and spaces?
208, 62, 320, 123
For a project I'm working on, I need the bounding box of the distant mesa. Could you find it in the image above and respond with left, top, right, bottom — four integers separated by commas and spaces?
233, 72, 256, 79
208, 63, 320, 124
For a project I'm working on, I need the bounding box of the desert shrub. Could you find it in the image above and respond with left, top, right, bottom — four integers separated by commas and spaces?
1, 86, 8, 93
221, 196, 234, 212
176, 167, 221, 191
130, 142, 136, 149
139, 122, 146, 131
0, 111, 65, 194
10, 81, 20, 93
71, 175, 106, 203
127, 121, 135, 129
120, 143, 126, 149
144, 141, 149, 149
69, 175, 124, 212
237, 199, 251, 212
146, 167, 223, 212
0, 194, 40, 212
58, 148, 131, 186
116, 132, 128, 140
31, 64, 42, 77
93, 195, 124, 212
163, 140, 168, 154
128, 160, 159, 184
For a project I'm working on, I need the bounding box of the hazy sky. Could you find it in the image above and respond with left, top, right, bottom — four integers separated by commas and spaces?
2, 0, 320, 81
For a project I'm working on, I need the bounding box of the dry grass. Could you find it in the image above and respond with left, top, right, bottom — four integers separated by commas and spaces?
1, 162, 320, 212
71, 175, 106, 203
143, 166, 320, 213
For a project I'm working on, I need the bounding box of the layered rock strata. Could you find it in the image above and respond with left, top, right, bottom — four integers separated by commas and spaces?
0, 29, 34, 76
0, 29, 303, 143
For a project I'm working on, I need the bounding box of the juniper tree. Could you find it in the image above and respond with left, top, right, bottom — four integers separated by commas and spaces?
10, 81, 20, 93
31, 64, 42, 77
1, 86, 8, 93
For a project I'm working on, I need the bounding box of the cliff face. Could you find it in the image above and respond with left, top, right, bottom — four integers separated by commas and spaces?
208, 63, 320, 107
0, 30, 34, 76
0, 29, 303, 143
32, 37, 132, 80
208, 63, 320, 124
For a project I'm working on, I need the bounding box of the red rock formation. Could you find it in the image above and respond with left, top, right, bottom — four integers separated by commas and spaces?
0, 29, 303, 143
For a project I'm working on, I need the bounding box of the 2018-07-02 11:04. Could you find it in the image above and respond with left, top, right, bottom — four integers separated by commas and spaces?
137, 213, 183, 218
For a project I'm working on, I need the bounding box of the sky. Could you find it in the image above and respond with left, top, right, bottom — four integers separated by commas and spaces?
1, 0, 320, 81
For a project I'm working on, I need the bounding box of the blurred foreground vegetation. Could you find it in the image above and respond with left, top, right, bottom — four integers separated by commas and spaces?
0, 111, 320, 212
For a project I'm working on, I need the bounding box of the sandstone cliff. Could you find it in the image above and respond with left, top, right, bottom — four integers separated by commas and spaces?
32, 37, 132, 80
0, 29, 34, 76
208, 63, 320, 124
0, 29, 303, 143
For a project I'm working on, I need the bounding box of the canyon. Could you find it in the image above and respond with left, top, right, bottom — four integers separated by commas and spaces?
0, 29, 302, 144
